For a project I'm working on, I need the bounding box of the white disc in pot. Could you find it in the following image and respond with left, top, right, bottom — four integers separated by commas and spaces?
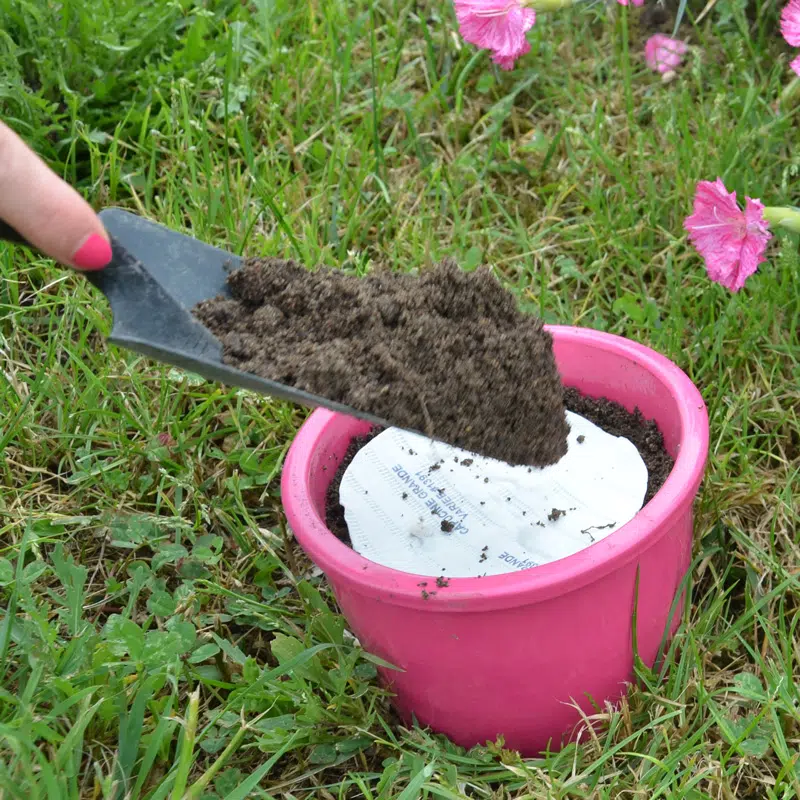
339, 411, 648, 578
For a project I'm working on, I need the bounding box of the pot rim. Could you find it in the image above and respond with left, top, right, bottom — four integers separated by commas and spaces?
281, 325, 709, 611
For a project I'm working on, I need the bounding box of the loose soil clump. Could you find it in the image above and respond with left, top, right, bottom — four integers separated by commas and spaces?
194, 258, 569, 467
324, 388, 674, 546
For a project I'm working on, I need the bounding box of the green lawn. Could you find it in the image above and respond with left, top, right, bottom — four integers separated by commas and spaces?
1, 0, 799, 797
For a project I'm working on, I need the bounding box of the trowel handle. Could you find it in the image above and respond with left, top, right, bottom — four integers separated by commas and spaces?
0, 219, 29, 247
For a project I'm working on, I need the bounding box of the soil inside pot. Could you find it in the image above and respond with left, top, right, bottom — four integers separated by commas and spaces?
325, 387, 674, 547
193, 258, 569, 467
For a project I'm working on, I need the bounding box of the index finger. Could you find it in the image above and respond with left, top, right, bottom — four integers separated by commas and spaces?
0, 121, 111, 270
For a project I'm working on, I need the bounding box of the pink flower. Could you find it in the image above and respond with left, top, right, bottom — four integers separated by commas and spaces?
644, 34, 688, 75
683, 179, 771, 293
781, 0, 800, 75
454, 0, 536, 70
616, 0, 644, 6
157, 432, 176, 448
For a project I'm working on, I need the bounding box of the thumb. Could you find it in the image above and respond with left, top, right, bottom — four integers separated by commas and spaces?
0, 121, 111, 270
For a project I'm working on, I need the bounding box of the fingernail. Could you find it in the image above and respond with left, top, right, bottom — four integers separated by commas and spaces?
72, 233, 112, 270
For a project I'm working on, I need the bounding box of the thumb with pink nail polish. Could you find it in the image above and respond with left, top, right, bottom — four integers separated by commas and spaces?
0, 120, 112, 271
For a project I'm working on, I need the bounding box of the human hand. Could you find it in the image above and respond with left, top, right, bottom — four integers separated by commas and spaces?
0, 120, 111, 270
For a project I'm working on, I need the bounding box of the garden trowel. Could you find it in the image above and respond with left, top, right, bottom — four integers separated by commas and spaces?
0, 207, 393, 428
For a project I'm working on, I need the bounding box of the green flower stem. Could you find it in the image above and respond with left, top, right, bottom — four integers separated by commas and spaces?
763, 206, 800, 234
523, 0, 578, 11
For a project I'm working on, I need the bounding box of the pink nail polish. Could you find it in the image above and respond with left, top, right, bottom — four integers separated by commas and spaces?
72, 233, 112, 270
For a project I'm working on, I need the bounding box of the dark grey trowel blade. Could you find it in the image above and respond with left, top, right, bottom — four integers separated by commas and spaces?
90, 207, 392, 428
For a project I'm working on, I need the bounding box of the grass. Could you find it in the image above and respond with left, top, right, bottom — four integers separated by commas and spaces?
1, 0, 799, 796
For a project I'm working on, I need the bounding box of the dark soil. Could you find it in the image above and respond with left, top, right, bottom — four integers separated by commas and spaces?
194, 258, 569, 467
636, 0, 694, 35
639, 0, 680, 32
326, 429, 382, 546
324, 388, 674, 546
562, 387, 673, 504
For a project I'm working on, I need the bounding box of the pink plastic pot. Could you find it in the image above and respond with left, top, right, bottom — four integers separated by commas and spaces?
281, 326, 709, 755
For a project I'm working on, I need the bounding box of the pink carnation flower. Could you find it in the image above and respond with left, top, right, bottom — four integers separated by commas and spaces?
644, 34, 688, 75
684, 179, 772, 293
454, 0, 536, 70
781, 0, 800, 75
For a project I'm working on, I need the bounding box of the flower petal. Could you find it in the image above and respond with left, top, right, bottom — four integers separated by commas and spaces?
684, 179, 771, 292
492, 37, 532, 69
781, 0, 800, 47
684, 178, 742, 234
454, 0, 534, 70
644, 34, 688, 74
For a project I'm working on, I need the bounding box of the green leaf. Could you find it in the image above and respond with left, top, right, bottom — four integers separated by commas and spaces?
360, 651, 404, 671
555, 255, 581, 280
238, 450, 260, 475
214, 770, 243, 797
212, 633, 247, 665
354, 662, 378, 680
336, 735, 373, 755
270, 633, 328, 685
148, 590, 177, 617
252, 715, 295, 733
397, 761, 436, 800
166, 619, 197, 651
199, 732, 230, 755
520, 129, 550, 155
219, 732, 299, 800
103, 615, 145, 660
721, 714, 772, 758
612, 293, 647, 324
733, 672, 766, 700
181, 15, 211, 64
22, 560, 48, 583
153, 544, 189, 572
476, 73, 495, 93
96, 38, 141, 53
310, 140, 327, 163
383, 90, 413, 110
125, 565, 152, 614
51, 544, 89, 636
103, 469, 130, 491
189, 643, 221, 664
672, 0, 688, 36
179, 560, 210, 579
0, 558, 14, 586
308, 744, 338, 765
141, 630, 187, 668
297, 581, 345, 645
116, 679, 156, 789
462, 246, 482, 272
195, 534, 221, 550
110, 515, 164, 549
28, 519, 68, 536
192, 546, 218, 564
242, 657, 260, 683
739, 733, 771, 758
